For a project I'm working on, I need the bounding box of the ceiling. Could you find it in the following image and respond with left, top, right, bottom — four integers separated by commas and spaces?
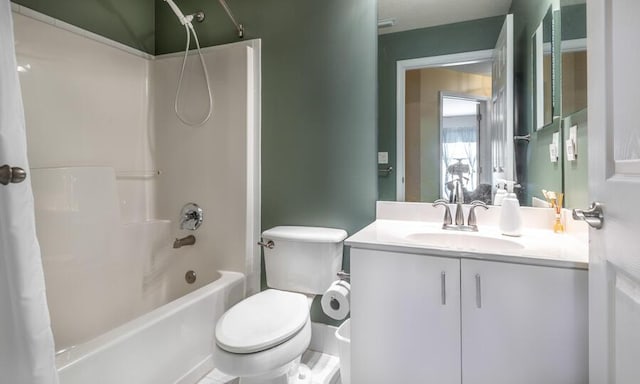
378, 0, 513, 35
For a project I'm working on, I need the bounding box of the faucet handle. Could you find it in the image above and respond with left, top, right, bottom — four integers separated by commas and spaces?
467, 201, 489, 229
433, 199, 453, 227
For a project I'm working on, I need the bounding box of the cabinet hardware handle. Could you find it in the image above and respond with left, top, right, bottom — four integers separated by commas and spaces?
475, 274, 482, 308
441, 271, 446, 305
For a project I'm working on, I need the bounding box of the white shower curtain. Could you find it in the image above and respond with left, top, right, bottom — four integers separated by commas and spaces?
0, 1, 59, 383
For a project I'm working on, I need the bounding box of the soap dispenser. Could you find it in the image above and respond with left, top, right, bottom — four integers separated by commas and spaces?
493, 179, 508, 206
499, 181, 522, 237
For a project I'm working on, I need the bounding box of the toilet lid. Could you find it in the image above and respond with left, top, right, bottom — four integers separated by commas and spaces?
215, 289, 309, 354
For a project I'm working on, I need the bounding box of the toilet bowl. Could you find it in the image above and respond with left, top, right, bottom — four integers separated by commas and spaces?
212, 226, 347, 384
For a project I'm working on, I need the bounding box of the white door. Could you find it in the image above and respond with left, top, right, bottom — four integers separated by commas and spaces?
491, 14, 514, 185
351, 249, 461, 384
588, 0, 640, 382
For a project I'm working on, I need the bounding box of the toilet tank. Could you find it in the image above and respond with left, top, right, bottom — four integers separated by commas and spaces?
262, 226, 348, 295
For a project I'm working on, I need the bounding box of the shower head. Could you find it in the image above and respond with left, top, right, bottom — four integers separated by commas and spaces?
164, 0, 191, 25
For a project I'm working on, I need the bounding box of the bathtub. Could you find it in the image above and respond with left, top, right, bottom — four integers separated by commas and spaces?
55, 270, 245, 384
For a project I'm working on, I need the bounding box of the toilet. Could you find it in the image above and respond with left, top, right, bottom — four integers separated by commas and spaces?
212, 226, 348, 384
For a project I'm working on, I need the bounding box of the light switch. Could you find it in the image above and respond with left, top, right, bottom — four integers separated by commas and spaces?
549, 143, 559, 162
550, 132, 559, 163
378, 152, 389, 164
569, 125, 578, 158
566, 139, 576, 161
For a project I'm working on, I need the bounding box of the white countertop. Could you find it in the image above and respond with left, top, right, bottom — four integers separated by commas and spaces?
346, 219, 589, 270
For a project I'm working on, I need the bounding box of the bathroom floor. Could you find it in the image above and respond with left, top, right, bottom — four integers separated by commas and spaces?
197, 350, 341, 384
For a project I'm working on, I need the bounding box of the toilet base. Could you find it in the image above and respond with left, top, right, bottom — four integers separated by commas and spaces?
239, 358, 311, 384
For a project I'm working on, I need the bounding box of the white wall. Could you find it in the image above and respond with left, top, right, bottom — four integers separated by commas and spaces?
153, 42, 261, 296
13, 12, 155, 223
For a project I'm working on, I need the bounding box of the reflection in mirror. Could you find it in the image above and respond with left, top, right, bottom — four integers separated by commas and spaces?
377, 0, 587, 208
400, 58, 493, 204
560, 0, 588, 209
533, 6, 554, 130
440, 94, 492, 204
561, 2, 587, 117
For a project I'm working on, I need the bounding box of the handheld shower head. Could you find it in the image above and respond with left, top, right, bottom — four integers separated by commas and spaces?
164, 0, 191, 25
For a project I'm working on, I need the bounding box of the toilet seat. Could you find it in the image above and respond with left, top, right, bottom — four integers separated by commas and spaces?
213, 318, 312, 378
215, 289, 309, 354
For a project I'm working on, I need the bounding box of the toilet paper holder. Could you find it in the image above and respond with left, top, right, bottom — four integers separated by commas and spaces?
337, 270, 350, 282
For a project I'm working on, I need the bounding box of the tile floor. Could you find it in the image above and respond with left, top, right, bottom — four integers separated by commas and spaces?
197, 350, 341, 384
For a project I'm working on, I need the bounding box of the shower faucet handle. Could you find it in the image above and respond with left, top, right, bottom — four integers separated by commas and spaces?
180, 203, 203, 230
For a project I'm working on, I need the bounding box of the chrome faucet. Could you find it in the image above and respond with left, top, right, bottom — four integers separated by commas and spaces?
467, 201, 489, 231
432, 199, 453, 228
432, 199, 488, 232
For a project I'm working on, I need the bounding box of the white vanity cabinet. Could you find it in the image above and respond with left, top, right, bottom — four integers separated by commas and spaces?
351, 248, 462, 383
350, 248, 588, 384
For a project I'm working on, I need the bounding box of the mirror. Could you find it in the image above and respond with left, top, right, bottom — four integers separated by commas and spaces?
561, 1, 587, 117
560, 0, 588, 209
377, 0, 586, 208
533, 7, 555, 130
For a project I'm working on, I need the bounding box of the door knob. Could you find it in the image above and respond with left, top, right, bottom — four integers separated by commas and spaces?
0, 165, 27, 185
572, 202, 604, 229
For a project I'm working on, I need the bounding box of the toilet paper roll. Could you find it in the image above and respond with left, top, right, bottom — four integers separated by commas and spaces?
321, 280, 351, 320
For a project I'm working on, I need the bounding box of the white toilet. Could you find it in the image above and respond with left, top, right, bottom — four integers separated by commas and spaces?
212, 226, 348, 384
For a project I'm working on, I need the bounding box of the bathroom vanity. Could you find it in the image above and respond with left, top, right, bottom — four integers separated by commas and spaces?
347, 202, 588, 384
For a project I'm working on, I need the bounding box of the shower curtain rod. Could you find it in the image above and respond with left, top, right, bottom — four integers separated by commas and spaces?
218, 0, 244, 38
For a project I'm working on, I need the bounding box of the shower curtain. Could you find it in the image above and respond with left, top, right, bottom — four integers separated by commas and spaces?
0, 1, 59, 383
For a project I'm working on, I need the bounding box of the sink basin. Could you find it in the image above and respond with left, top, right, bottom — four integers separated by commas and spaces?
404, 232, 524, 251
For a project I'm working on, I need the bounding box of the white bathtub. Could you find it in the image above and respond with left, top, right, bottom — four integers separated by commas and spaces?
56, 271, 245, 384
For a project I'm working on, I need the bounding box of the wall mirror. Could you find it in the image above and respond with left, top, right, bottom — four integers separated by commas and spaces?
377, 0, 586, 208
560, 0, 587, 118
533, 6, 555, 130
560, 0, 588, 209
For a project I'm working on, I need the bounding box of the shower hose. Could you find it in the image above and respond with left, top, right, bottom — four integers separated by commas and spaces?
174, 22, 213, 127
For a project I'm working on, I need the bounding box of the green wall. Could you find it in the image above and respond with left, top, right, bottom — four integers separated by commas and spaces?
510, 0, 563, 204
12, 0, 155, 54
377, 16, 504, 201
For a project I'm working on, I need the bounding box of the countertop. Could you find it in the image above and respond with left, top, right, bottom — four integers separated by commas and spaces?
346, 219, 589, 270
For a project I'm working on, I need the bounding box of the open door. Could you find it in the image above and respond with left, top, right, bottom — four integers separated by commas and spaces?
491, 14, 515, 186
586, 0, 640, 382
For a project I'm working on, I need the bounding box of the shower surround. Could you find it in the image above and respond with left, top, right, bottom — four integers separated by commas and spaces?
12, 6, 260, 381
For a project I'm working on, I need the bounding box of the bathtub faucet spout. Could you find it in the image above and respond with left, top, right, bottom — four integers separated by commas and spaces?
173, 235, 196, 249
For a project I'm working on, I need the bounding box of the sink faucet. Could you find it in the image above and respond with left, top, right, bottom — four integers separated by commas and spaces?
432, 200, 488, 232
467, 201, 489, 231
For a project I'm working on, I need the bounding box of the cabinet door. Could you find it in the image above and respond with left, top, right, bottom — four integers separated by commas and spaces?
461, 259, 588, 384
351, 248, 461, 384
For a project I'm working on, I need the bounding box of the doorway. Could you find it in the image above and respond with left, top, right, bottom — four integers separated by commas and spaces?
397, 50, 494, 202
439, 93, 490, 203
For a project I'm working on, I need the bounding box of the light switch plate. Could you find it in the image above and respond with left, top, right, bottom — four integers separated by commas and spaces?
378, 152, 389, 164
